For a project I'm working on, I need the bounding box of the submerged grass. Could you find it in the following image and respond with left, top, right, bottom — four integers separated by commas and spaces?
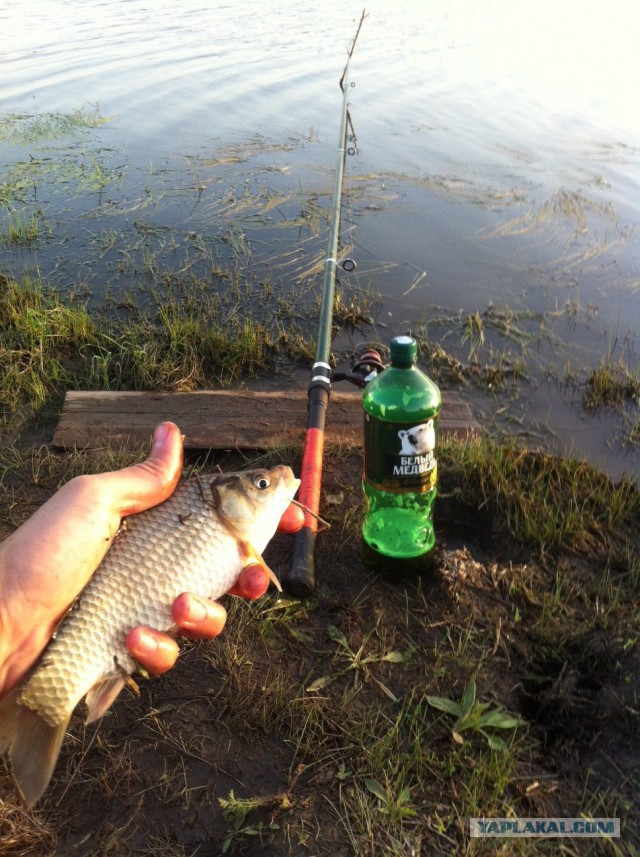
585, 358, 640, 410
2, 210, 43, 246
0, 106, 110, 145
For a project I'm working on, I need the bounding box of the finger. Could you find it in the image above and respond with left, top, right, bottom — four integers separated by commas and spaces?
125, 626, 180, 675
171, 593, 227, 639
96, 422, 184, 518
227, 563, 270, 599
277, 502, 305, 533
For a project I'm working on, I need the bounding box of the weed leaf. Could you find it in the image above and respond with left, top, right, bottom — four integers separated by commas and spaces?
364, 778, 388, 803
286, 626, 314, 644
381, 650, 407, 663
477, 709, 522, 730
306, 674, 338, 692
461, 679, 476, 716
327, 624, 349, 646
425, 695, 463, 716
485, 733, 508, 752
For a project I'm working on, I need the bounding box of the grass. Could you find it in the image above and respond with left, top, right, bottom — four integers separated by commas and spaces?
2, 210, 43, 246
462, 311, 485, 362
0, 272, 320, 417
440, 434, 640, 555
1, 112, 636, 472
0, 268, 384, 422
0, 106, 110, 145
414, 304, 639, 437
585, 358, 640, 410
0, 118, 637, 852
0, 393, 638, 855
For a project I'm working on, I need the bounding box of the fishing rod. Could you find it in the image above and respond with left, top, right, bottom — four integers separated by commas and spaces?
284, 11, 366, 598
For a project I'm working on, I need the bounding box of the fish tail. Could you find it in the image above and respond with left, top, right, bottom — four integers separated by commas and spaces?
0, 688, 70, 808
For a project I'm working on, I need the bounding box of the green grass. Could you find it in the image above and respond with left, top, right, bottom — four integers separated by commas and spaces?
0, 273, 96, 412
0, 428, 638, 855
439, 434, 639, 556
585, 358, 640, 410
1, 105, 637, 856
0, 107, 110, 145
2, 210, 42, 246
0, 272, 317, 416
0, 268, 384, 419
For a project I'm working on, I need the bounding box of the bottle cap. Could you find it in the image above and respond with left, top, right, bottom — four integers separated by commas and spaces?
390, 335, 417, 366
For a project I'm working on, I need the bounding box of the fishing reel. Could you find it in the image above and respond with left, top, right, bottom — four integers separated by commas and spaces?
331, 342, 388, 388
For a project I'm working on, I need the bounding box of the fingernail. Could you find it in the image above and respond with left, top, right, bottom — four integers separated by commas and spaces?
135, 628, 158, 655
187, 597, 207, 623
152, 422, 170, 453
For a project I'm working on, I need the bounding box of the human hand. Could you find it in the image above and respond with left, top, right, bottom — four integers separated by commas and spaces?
0, 422, 303, 695
124, 478, 304, 674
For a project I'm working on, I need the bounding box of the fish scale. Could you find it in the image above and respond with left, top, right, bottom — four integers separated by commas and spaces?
20, 480, 242, 726
0, 464, 299, 808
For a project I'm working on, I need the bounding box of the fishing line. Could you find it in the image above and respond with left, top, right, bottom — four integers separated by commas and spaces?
290, 498, 331, 532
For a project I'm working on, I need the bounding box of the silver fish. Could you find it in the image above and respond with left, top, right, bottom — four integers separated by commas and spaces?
0, 465, 299, 808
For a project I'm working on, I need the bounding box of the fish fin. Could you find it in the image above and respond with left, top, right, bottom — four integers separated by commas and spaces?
85, 672, 127, 725
263, 563, 283, 593
0, 687, 70, 809
238, 539, 282, 592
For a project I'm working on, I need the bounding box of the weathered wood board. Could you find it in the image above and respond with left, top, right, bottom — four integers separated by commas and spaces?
53, 390, 479, 450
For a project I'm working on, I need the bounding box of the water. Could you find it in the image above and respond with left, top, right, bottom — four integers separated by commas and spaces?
1, 0, 638, 480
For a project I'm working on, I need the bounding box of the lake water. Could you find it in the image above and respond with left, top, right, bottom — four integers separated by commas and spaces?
2, 0, 638, 481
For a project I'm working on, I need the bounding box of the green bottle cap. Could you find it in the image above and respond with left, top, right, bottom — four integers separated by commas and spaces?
390, 335, 417, 366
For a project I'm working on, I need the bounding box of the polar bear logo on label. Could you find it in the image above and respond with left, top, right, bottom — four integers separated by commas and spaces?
397, 420, 436, 455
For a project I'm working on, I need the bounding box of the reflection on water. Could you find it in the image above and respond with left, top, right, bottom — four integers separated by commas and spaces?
1, 0, 638, 479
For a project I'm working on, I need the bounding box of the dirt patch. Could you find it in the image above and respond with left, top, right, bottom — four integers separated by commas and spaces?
1, 439, 638, 855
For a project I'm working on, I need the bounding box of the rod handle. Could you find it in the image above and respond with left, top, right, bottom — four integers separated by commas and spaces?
285, 526, 317, 598
283, 425, 325, 596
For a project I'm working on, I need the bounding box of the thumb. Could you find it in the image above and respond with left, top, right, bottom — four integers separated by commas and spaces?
95, 422, 184, 517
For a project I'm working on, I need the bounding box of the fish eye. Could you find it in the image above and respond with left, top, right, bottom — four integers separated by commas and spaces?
254, 474, 270, 490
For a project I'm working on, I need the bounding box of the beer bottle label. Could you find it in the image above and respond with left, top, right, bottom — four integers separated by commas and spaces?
364, 413, 438, 492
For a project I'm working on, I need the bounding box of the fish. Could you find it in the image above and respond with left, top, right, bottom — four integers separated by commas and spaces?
0, 464, 300, 808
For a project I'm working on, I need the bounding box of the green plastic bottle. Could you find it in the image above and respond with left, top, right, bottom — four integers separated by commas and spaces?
362, 335, 441, 573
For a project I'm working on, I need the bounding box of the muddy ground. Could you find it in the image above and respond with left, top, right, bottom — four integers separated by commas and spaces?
0, 433, 638, 856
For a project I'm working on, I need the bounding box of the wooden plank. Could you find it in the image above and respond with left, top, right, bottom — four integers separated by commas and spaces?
53, 390, 479, 450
